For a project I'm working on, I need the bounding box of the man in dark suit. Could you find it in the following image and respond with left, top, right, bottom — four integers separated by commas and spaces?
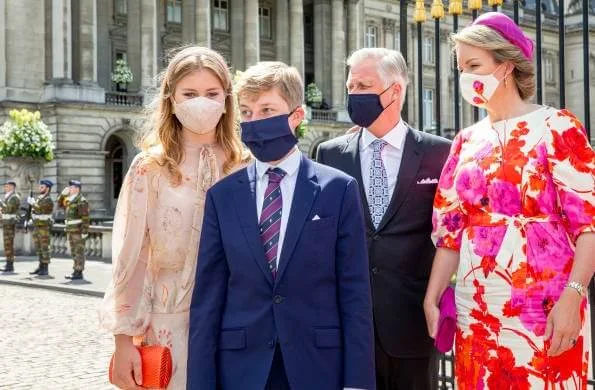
188, 61, 375, 390
317, 48, 451, 390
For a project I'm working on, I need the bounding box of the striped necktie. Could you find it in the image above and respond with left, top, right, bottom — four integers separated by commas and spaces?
259, 168, 286, 279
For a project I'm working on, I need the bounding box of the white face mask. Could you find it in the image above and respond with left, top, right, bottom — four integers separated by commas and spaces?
173, 96, 225, 134
459, 66, 503, 108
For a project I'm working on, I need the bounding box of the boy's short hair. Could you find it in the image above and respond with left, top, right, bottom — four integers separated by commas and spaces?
235, 61, 304, 110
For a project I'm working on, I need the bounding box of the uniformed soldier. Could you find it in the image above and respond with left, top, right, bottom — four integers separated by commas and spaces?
1, 180, 21, 272
27, 179, 55, 276
57, 180, 90, 280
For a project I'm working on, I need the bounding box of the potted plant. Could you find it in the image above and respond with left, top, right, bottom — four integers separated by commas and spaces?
111, 59, 134, 92
305, 83, 323, 109
0, 109, 55, 190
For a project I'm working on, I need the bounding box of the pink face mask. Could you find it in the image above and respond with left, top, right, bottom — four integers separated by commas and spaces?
173, 96, 225, 134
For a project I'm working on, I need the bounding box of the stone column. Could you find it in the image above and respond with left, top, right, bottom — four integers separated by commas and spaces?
289, 0, 304, 80
140, 0, 158, 91
276, 0, 289, 63
182, 0, 194, 43
79, 0, 97, 83
347, 0, 362, 56
383, 18, 395, 50
127, 0, 141, 92
331, 0, 346, 109
196, 0, 211, 46
231, 0, 245, 70
313, 1, 324, 100
0, 0, 6, 99
244, 0, 259, 67
52, 0, 72, 80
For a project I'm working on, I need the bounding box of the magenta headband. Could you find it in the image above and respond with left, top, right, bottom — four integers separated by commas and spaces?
471, 12, 534, 61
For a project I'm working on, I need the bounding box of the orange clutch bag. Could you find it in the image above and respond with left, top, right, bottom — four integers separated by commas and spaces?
109, 345, 173, 389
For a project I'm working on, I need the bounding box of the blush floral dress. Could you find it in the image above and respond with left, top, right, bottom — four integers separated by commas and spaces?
432, 107, 595, 389
98, 142, 237, 389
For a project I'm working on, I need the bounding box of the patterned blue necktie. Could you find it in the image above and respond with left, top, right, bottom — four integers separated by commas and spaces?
259, 168, 286, 279
369, 139, 390, 229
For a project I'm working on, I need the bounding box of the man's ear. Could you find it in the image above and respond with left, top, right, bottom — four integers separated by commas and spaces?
289, 105, 306, 130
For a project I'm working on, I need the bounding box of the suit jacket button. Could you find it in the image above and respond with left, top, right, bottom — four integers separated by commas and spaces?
371, 267, 379, 274
373, 234, 380, 241
273, 295, 284, 304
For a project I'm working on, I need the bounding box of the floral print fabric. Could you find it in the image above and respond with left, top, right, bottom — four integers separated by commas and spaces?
432, 107, 595, 389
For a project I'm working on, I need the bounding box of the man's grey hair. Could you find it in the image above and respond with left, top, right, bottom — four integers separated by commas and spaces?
347, 48, 409, 106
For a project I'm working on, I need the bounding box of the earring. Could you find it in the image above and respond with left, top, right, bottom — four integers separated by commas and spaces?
504, 77, 508, 87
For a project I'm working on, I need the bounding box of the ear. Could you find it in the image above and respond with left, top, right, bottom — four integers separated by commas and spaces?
289, 106, 306, 130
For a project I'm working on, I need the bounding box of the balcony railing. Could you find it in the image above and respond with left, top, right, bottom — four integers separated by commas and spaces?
105, 91, 144, 107
310, 109, 338, 122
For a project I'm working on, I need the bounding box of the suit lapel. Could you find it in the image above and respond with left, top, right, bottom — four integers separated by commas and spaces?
275, 155, 319, 284
376, 127, 423, 232
340, 131, 374, 231
234, 163, 274, 286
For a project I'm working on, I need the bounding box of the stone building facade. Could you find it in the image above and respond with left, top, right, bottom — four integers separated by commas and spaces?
0, 0, 593, 216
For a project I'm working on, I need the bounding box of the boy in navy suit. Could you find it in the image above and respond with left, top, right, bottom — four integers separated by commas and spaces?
187, 62, 375, 390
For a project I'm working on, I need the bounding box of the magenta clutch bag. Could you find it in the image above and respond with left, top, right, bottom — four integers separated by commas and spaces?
435, 286, 456, 353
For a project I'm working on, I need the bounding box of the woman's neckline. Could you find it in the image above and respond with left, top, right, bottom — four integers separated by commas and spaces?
489, 105, 549, 128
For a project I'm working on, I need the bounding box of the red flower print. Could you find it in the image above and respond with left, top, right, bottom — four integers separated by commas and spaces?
530, 336, 585, 385
486, 346, 530, 389
473, 80, 485, 94
551, 126, 594, 173
455, 329, 488, 390
559, 190, 593, 238
473, 96, 485, 105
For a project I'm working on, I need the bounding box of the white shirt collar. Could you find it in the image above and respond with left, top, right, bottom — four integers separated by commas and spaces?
361, 119, 408, 150
255, 147, 301, 180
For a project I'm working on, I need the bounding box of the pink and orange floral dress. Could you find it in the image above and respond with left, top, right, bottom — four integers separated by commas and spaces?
432, 107, 595, 389
99, 142, 230, 389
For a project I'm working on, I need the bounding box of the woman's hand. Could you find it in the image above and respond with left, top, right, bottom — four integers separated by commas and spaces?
424, 301, 441, 339
111, 335, 143, 389
545, 289, 583, 356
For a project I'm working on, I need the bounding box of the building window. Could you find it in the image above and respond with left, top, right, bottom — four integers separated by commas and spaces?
166, 0, 182, 24
365, 25, 377, 48
394, 31, 400, 51
423, 37, 434, 65
259, 7, 272, 39
115, 0, 127, 15
213, 0, 229, 31
423, 88, 434, 129
545, 55, 555, 83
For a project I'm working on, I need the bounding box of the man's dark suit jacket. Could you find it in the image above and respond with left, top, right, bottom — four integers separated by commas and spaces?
317, 125, 451, 358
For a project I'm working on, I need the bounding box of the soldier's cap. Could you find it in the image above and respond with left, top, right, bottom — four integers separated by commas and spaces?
4, 180, 16, 187
69, 179, 81, 188
39, 179, 54, 187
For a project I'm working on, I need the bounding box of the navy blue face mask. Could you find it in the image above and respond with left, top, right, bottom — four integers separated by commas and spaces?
347, 85, 396, 128
240, 112, 298, 162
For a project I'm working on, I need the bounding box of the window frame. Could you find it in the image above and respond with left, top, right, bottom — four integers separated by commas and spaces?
422, 88, 435, 129
213, 0, 230, 32
365, 24, 378, 48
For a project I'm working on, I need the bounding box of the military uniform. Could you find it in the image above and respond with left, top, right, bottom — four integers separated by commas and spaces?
29, 179, 55, 276
58, 180, 90, 279
1, 181, 21, 272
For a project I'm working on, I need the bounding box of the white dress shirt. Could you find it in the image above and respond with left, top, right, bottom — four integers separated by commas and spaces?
255, 147, 301, 266
359, 120, 408, 206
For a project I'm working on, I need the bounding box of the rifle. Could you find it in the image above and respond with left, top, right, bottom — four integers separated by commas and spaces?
23, 182, 33, 233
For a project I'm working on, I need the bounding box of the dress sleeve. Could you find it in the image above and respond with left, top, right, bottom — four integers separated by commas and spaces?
431, 131, 468, 251
545, 109, 595, 242
98, 153, 153, 336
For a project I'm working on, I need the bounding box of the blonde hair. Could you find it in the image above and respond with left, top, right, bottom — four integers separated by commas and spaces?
452, 25, 535, 101
140, 46, 246, 184
234, 61, 304, 110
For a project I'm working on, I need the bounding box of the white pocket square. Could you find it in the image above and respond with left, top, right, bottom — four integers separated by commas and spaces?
416, 178, 439, 184
312, 215, 321, 221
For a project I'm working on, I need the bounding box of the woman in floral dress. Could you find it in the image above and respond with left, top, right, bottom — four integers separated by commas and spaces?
99, 46, 248, 389
424, 13, 595, 389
